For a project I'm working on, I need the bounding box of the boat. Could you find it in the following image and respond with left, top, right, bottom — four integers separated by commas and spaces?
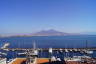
1, 43, 10, 49
17, 52, 27, 55
0, 52, 7, 55
86, 50, 93, 54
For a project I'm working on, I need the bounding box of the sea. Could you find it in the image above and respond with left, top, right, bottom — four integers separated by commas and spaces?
0, 35, 96, 60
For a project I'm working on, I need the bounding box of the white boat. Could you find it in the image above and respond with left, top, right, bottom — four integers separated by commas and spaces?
49, 48, 52, 53
3, 49, 9, 51
1, 43, 10, 49
51, 56, 57, 61
34, 50, 38, 55
69, 49, 73, 52
17, 52, 27, 55
0, 52, 7, 55
73, 49, 78, 52
86, 50, 93, 54
64, 56, 81, 61
65, 49, 68, 52
59, 48, 63, 52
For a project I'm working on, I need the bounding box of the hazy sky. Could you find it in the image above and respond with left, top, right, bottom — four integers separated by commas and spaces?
0, 0, 96, 35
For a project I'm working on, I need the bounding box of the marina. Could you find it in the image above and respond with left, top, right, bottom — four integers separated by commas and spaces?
6, 47, 96, 64
0, 36, 96, 64
0, 42, 96, 64
1, 47, 96, 51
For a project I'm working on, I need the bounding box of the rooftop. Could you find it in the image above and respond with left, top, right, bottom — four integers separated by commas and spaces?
11, 58, 96, 64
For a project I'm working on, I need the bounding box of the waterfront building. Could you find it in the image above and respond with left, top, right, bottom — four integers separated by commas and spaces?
0, 58, 6, 64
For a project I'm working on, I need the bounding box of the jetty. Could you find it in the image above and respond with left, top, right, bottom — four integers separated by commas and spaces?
1, 47, 96, 51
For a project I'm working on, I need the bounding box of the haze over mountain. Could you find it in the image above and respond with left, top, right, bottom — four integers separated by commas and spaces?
1, 29, 96, 37
0, 29, 81, 37
31, 29, 70, 36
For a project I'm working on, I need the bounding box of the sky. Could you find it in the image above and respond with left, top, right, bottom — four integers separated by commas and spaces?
0, 0, 96, 35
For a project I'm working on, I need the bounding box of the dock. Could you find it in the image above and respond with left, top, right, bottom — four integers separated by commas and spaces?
1, 47, 96, 51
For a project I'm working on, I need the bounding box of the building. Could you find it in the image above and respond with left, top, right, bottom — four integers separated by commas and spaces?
0, 58, 6, 64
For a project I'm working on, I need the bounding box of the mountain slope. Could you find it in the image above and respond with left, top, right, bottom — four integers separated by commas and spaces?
31, 29, 70, 36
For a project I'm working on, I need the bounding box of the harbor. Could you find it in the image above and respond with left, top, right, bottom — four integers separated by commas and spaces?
0, 42, 96, 64
0, 36, 96, 64
6, 47, 96, 64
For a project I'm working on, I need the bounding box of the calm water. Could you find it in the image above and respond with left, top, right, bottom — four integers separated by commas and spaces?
0, 35, 96, 48
0, 35, 96, 60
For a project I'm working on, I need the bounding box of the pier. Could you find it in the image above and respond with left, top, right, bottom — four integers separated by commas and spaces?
1, 47, 96, 51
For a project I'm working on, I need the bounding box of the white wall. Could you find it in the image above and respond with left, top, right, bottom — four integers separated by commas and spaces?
0, 58, 6, 64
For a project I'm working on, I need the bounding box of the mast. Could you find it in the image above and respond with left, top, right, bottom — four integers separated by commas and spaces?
26, 41, 38, 64
33, 41, 36, 50
86, 40, 88, 50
